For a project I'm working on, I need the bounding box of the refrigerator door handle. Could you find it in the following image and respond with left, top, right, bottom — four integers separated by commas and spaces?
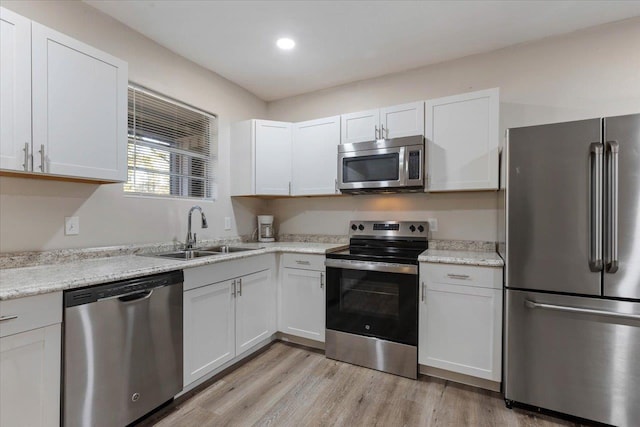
525, 300, 640, 321
605, 140, 619, 273
589, 142, 603, 272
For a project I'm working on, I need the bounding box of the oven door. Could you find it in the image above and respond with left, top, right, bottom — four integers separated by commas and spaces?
325, 259, 418, 346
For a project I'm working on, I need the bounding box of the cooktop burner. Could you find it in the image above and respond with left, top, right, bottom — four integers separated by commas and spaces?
327, 221, 429, 264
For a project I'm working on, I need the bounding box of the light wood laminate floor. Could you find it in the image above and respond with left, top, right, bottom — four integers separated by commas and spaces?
145, 342, 590, 427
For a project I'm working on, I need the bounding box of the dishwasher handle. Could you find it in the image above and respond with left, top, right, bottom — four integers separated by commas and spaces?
118, 289, 153, 303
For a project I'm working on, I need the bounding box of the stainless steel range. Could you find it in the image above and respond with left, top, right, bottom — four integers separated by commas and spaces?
325, 220, 428, 379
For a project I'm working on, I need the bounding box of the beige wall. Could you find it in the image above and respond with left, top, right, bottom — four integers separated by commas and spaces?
0, 0, 268, 252
267, 18, 640, 240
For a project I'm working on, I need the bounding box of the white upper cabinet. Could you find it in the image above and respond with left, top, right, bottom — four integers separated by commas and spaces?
32, 23, 127, 181
425, 88, 499, 192
341, 109, 379, 144
0, 8, 31, 172
231, 119, 292, 196
0, 8, 128, 182
292, 116, 340, 196
341, 101, 424, 144
380, 102, 425, 139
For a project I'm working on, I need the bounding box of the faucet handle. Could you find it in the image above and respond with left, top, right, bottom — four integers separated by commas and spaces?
193, 233, 197, 246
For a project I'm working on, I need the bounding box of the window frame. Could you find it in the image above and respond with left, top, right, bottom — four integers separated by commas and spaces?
124, 83, 218, 201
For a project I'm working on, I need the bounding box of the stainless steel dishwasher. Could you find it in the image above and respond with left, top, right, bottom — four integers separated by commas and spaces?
64, 270, 183, 427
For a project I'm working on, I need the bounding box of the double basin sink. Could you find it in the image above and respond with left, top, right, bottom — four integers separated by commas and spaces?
150, 245, 261, 260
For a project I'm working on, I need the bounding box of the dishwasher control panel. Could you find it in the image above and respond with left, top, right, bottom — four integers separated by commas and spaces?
64, 270, 183, 307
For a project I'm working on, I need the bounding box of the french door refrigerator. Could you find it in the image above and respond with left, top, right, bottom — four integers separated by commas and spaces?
504, 113, 640, 427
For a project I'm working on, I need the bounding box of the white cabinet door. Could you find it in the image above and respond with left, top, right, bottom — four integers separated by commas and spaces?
425, 88, 499, 191
183, 280, 235, 386
255, 120, 292, 195
380, 102, 424, 139
281, 268, 325, 342
235, 269, 275, 355
341, 109, 379, 144
418, 280, 502, 381
0, 324, 61, 427
0, 7, 31, 172
292, 116, 340, 196
31, 22, 127, 181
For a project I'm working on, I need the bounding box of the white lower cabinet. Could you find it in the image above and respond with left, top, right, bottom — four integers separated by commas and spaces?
280, 267, 325, 342
183, 256, 276, 386
183, 279, 235, 386
418, 263, 502, 382
0, 292, 62, 427
235, 270, 275, 354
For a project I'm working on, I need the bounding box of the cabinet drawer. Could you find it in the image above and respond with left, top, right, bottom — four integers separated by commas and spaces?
422, 263, 501, 290
281, 253, 325, 271
0, 292, 62, 338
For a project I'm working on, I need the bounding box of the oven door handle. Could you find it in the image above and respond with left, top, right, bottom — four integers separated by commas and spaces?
325, 259, 417, 275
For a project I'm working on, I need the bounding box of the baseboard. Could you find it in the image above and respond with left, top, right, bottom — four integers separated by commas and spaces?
276, 332, 325, 351
420, 365, 501, 392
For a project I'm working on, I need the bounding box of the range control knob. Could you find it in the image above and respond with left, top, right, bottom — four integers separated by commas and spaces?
418, 225, 425, 233
358, 224, 364, 231
351, 224, 358, 231
409, 225, 416, 232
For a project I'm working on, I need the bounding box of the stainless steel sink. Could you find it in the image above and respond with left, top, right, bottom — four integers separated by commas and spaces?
197, 245, 261, 253
151, 250, 222, 260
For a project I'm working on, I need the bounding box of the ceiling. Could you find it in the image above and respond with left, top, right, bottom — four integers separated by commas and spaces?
85, 1, 640, 101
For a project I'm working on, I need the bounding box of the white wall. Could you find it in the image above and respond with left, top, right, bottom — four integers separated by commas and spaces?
0, 1, 268, 252
267, 18, 640, 240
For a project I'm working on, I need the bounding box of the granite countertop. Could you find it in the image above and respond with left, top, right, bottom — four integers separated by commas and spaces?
418, 249, 504, 267
0, 242, 346, 301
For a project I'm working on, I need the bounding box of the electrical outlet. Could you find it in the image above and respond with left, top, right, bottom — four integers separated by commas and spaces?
427, 218, 438, 232
65, 216, 80, 235
224, 217, 232, 230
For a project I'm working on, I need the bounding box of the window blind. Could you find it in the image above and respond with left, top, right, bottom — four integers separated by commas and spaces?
125, 85, 217, 199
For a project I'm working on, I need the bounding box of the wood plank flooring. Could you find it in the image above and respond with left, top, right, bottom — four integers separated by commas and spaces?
142, 342, 590, 427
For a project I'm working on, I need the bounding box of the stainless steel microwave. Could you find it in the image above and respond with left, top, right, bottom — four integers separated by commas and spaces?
337, 135, 424, 193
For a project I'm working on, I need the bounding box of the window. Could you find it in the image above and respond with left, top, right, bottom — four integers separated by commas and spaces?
125, 85, 217, 199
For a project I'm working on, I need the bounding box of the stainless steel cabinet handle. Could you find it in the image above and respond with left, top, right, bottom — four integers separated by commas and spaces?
447, 274, 470, 280
525, 300, 640, 321
288, 181, 291, 195
23, 142, 29, 171
381, 124, 387, 139
589, 142, 604, 272
375, 125, 379, 139
421, 282, 425, 303
238, 278, 242, 296
231, 279, 236, 298
38, 144, 45, 172
295, 260, 311, 265
320, 272, 324, 288
605, 141, 619, 273
0, 315, 18, 322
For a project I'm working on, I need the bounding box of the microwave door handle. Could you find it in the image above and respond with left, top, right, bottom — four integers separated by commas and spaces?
400, 146, 408, 185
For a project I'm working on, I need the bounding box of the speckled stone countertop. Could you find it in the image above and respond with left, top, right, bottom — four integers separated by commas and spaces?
418, 249, 504, 267
0, 242, 346, 300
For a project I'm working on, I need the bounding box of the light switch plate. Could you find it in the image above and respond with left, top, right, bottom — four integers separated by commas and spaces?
427, 218, 438, 232
224, 217, 232, 230
65, 216, 80, 235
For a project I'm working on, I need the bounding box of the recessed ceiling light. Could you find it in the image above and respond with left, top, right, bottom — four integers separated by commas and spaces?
276, 38, 295, 50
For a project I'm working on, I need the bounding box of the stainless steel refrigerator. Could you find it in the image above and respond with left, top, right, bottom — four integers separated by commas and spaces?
503, 113, 640, 427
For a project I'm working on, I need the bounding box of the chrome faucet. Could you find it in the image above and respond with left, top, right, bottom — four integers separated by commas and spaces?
185, 206, 208, 249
